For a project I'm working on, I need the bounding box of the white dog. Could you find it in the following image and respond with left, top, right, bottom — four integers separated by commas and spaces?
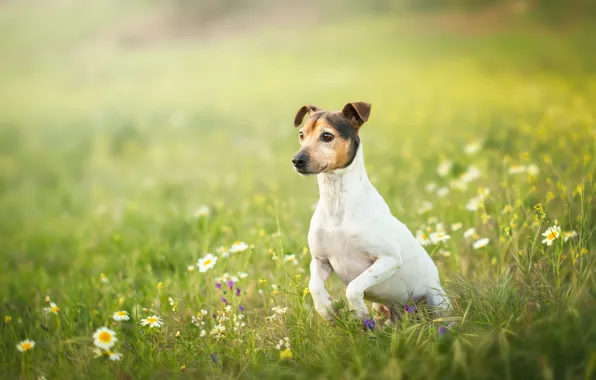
292, 102, 450, 322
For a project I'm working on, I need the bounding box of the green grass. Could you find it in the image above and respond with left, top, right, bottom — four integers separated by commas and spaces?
1, 2, 596, 379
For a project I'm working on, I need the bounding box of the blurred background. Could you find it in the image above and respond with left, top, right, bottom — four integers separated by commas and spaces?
0, 0, 595, 255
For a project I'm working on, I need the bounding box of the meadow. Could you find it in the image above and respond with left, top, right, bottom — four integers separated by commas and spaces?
1, 2, 596, 379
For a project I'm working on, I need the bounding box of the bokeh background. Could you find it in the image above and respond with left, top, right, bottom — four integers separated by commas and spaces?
1, 0, 596, 378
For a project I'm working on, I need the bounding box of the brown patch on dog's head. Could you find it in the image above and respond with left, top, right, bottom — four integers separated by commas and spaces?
292, 102, 372, 175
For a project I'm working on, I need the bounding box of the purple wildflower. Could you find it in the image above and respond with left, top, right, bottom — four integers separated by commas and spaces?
227, 280, 234, 289
210, 353, 218, 363
239, 305, 245, 311
235, 287, 241, 296
404, 304, 415, 313
438, 325, 447, 336
221, 296, 228, 304
363, 319, 376, 331
215, 282, 222, 290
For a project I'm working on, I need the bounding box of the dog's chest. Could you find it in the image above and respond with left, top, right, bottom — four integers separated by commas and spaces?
309, 222, 376, 285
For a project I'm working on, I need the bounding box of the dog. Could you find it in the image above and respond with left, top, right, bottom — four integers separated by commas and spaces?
292, 102, 450, 322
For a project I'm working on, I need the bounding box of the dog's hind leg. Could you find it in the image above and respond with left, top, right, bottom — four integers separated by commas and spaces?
425, 288, 451, 316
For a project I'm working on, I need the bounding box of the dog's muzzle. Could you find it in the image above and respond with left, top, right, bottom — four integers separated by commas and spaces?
292, 151, 309, 171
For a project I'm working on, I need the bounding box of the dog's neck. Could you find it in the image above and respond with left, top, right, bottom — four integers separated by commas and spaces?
316, 143, 370, 219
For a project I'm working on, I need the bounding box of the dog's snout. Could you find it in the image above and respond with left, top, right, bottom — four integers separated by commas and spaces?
292, 152, 308, 169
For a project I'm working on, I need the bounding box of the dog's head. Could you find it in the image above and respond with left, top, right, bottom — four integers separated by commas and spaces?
292, 102, 371, 175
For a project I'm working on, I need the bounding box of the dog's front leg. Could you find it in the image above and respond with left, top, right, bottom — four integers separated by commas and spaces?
308, 258, 335, 321
346, 256, 401, 320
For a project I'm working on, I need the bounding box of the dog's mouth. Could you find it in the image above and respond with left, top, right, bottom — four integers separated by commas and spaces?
294, 165, 327, 175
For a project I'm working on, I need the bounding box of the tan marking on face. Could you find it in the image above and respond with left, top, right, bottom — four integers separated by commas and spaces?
296, 113, 355, 174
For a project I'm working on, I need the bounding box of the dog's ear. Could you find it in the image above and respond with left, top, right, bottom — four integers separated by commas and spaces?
341, 102, 371, 127
294, 105, 320, 127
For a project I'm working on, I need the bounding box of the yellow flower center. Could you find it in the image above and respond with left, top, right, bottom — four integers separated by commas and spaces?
202, 259, 212, 266
234, 241, 241, 245
147, 317, 158, 323
51, 306, 59, 313
98, 331, 112, 343
116, 311, 127, 316
20, 342, 32, 350
548, 232, 557, 240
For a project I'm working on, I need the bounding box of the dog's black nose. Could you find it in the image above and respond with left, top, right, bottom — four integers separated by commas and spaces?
292, 153, 308, 169
292, 157, 306, 168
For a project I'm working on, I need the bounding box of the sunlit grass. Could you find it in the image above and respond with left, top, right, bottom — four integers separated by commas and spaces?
1, 3, 595, 379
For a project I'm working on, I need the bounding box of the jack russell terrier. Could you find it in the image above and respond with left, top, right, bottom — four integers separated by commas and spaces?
292, 102, 450, 322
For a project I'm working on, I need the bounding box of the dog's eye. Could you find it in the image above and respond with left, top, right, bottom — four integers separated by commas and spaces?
299, 132, 304, 140
320, 132, 334, 142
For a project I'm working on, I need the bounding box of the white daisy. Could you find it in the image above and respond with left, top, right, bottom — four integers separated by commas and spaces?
44, 302, 60, 314
140, 315, 163, 328
229, 241, 249, 253
430, 232, 451, 244
436, 187, 450, 197
473, 238, 490, 250
108, 352, 123, 361
193, 205, 210, 218
416, 230, 432, 246
216, 273, 239, 283
437, 160, 452, 177
464, 141, 482, 155
200, 329, 207, 337
542, 225, 561, 246
112, 311, 129, 322
451, 223, 463, 231
417, 201, 433, 215
197, 253, 218, 273
527, 164, 539, 175
16, 339, 35, 352
284, 254, 298, 265
93, 327, 117, 350
461, 166, 481, 183
463, 227, 477, 239
563, 231, 577, 242
237, 271, 248, 279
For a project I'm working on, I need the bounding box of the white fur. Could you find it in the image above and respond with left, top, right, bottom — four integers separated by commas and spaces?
307, 143, 450, 320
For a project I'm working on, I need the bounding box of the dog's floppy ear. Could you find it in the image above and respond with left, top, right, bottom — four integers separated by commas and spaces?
294, 105, 320, 127
342, 102, 371, 127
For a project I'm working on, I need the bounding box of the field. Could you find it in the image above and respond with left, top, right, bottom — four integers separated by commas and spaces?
1, 2, 596, 379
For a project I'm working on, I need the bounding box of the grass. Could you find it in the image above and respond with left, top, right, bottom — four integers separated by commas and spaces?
1, 2, 596, 379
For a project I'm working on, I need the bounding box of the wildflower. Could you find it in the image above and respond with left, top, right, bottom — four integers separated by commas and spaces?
108, 352, 122, 361
216, 273, 239, 284
436, 187, 450, 197
463, 228, 476, 239
44, 302, 60, 314
141, 315, 163, 328
194, 205, 210, 218
461, 166, 481, 183
508, 165, 526, 174
175, 331, 181, 338
284, 254, 298, 265
417, 201, 433, 214
542, 225, 561, 246
276, 337, 291, 350
303, 288, 310, 297
16, 340, 35, 352
363, 319, 375, 331
404, 305, 415, 313
200, 329, 207, 337
438, 325, 447, 336
464, 141, 482, 155
44, 296, 51, 303
4, 316, 11, 324
237, 271, 248, 279
425, 182, 438, 193
502, 205, 513, 214
451, 223, 463, 231
239, 305, 245, 311
157, 282, 164, 291
187, 265, 195, 272
215, 282, 222, 290
473, 238, 490, 250
437, 160, 452, 177
229, 241, 249, 253
99, 273, 109, 284
93, 327, 117, 350
197, 253, 218, 273
279, 348, 293, 360
94, 348, 123, 361
221, 297, 228, 304
224, 305, 232, 312
527, 164, 539, 175
272, 306, 288, 315
227, 280, 234, 289
563, 231, 577, 242
416, 230, 432, 246
235, 288, 241, 296
217, 245, 230, 258
112, 311, 129, 322
430, 232, 451, 244
210, 353, 218, 363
